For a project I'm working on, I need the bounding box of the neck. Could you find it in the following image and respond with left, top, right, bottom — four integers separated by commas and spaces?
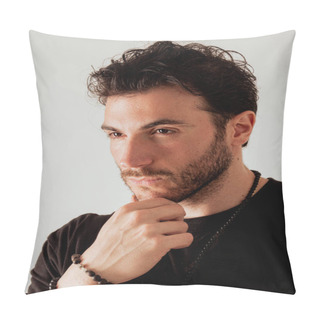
179, 160, 264, 219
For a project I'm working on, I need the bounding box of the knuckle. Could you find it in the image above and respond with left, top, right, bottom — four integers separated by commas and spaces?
117, 202, 134, 215
150, 235, 163, 249
140, 224, 154, 238
130, 210, 143, 224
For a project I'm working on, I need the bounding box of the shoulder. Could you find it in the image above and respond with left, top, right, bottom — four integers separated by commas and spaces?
248, 176, 285, 228
254, 176, 282, 198
62, 212, 112, 230
47, 213, 112, 247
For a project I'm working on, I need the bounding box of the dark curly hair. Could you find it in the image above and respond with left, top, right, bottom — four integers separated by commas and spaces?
87, 41, 258, 147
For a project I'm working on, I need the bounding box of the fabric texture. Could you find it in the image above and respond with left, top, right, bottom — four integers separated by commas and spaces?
27, 30, 296, 294
28, 178, 295, 294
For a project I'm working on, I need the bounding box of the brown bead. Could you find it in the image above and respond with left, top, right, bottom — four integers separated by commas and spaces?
86, 270, 95, 277
71, 253, 81, 262
100, 279, 109, 284
93, 275, 102, 282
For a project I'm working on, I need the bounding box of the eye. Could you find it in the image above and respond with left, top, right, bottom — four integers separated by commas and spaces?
107, 132, 123, 139
154, 128, 174, 135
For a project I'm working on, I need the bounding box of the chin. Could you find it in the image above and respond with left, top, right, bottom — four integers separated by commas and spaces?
137, 193, 163, 201
136, 190, 171, 201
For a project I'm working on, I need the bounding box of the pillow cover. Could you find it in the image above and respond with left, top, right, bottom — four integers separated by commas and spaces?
26, 30, 296, 294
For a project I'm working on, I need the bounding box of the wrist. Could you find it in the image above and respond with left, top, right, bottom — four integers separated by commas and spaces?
81, 249, 117, 283
71, 254, 111, 284
57, 263, 97, 289
56, 253, 113, 289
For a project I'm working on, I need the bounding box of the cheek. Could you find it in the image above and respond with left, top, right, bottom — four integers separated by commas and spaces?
158, 143, 197, 164
109, 136, 208, 167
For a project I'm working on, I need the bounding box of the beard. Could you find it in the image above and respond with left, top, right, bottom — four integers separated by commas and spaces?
120, 131, 233, 203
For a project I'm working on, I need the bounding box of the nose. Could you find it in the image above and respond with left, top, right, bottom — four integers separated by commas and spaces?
118, 136, 153, 169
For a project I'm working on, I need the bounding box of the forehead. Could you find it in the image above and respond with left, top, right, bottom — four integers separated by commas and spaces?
103, 86, 211, 127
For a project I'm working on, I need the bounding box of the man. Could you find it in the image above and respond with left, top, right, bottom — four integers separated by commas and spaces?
27, 41, 295, 294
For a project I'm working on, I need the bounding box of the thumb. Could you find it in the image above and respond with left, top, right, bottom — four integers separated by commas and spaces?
131, 194, 138, 203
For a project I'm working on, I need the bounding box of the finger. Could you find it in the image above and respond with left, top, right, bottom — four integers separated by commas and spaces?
156, 220, 189, 235
131, 195, 139, 203
121, 197, 175, 213
163, 233, 194, 250
143, 203, 186, 222
169, 215, 184, 221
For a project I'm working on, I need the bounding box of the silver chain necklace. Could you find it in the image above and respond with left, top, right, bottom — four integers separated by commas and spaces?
183, 170, 261, 283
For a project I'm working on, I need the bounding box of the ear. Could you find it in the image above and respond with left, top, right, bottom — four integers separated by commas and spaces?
229, 111, 256, 146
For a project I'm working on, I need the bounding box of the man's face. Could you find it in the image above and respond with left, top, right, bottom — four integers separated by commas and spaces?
102, 86, 233, 202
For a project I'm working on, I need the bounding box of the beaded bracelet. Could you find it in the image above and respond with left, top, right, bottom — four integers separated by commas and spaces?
71, 253, 111, 285
49, 277, 59, 290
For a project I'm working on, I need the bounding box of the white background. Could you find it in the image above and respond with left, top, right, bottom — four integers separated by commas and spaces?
1, 1, 319, 319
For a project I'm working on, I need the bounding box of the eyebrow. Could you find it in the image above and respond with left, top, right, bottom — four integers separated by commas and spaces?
101, 119, 191, 131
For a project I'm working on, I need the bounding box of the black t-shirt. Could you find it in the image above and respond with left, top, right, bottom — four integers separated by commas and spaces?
27, 178, 295, 294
